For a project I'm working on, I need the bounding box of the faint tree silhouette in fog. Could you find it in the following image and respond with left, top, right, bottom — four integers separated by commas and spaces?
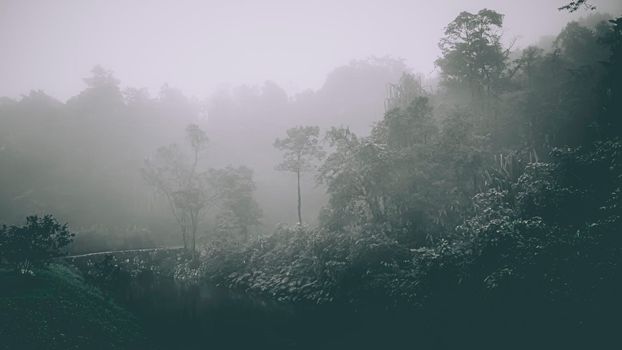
209, 166, 262, 240
142, 124, 210, 252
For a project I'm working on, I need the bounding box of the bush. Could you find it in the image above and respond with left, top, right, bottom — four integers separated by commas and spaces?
199, 224, 417, 307
0, 215, 74, 274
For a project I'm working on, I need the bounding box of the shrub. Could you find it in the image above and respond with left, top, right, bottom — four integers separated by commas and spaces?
199, 224, 417, 307
0, 215, 74, 274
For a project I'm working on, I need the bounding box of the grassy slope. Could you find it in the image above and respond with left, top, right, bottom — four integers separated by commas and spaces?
0, 264, 146, 350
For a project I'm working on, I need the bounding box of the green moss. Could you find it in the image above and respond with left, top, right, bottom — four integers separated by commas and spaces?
0, 264, 146, 350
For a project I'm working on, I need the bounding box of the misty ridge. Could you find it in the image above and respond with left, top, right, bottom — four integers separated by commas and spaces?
1, 1, 622, 349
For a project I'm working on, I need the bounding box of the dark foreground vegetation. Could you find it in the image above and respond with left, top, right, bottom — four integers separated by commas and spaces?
0, 264, 145, 350
1, 1, 622, 349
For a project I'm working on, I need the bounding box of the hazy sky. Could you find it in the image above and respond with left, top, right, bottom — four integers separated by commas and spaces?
1, 0, 621, 101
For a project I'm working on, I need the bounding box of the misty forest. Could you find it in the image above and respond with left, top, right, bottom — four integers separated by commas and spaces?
1, 0, 622, 349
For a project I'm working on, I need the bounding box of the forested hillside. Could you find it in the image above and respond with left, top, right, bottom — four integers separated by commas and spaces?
1, 1, 621, 349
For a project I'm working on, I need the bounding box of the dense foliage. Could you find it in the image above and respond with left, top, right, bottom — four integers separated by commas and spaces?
185, 9, 622, 348
188, 137, 622, 347
0, 215, 74, 274
2, 3, 622, 349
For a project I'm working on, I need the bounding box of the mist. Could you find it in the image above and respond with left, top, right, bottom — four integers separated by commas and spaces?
1, 1, 622, 349
2, 0, 620, 100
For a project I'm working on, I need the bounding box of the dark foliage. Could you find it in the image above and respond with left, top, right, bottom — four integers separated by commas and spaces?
2, 4, 622, 350
0, 215, 74, 274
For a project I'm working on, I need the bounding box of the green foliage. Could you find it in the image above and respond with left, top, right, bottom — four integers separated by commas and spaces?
0, 215, 74, 274
72, 248, 187, 290
319, 92, 481, 244
318, 127, 390, 230
506, 17, 616, 153
451, 139, 622, 313
200, 225, 413, 306
599, 17, 622, 136
3, 6, 622, 348
192, 138, 622, 347
381, 97, 437, 147
436, 9, 508, 98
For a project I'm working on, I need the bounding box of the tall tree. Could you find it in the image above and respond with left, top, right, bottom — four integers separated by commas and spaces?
436, 9, 508, 104
600, 17, 622, 136
142, 124, 210, 252
274, 126, 323, 224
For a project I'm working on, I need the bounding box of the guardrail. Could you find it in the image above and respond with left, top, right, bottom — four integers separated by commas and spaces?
64, 246, 184, 260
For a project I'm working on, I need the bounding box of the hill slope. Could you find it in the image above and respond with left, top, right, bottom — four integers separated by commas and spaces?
0, 264, 146, 350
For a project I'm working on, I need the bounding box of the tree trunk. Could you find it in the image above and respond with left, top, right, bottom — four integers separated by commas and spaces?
181, 226, 187, 250
297, 169, 302, 224
190, 212, 197, 255
191, 224, 196, 255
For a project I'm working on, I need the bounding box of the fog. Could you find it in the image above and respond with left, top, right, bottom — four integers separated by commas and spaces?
2, 0, 620, 100
2, 1, 622, 349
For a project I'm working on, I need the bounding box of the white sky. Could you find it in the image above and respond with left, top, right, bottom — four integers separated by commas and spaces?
1, 0, 621, 101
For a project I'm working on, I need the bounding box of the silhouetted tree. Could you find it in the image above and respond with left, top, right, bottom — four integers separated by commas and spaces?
436, 9, 508, 99
274, 126, 323, 224
142, 124, 210, 252
0, 215, 74, 274
559, 0, 595, 12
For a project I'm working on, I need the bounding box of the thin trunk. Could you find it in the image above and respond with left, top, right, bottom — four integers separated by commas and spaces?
297, 169, 302, 224
191, 213, 197, 254
181, 225, 187, 250
192, 232, 196, 254
185, 210, 197, 255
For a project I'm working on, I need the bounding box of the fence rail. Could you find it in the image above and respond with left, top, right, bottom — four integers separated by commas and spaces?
64, 246, 184, 259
